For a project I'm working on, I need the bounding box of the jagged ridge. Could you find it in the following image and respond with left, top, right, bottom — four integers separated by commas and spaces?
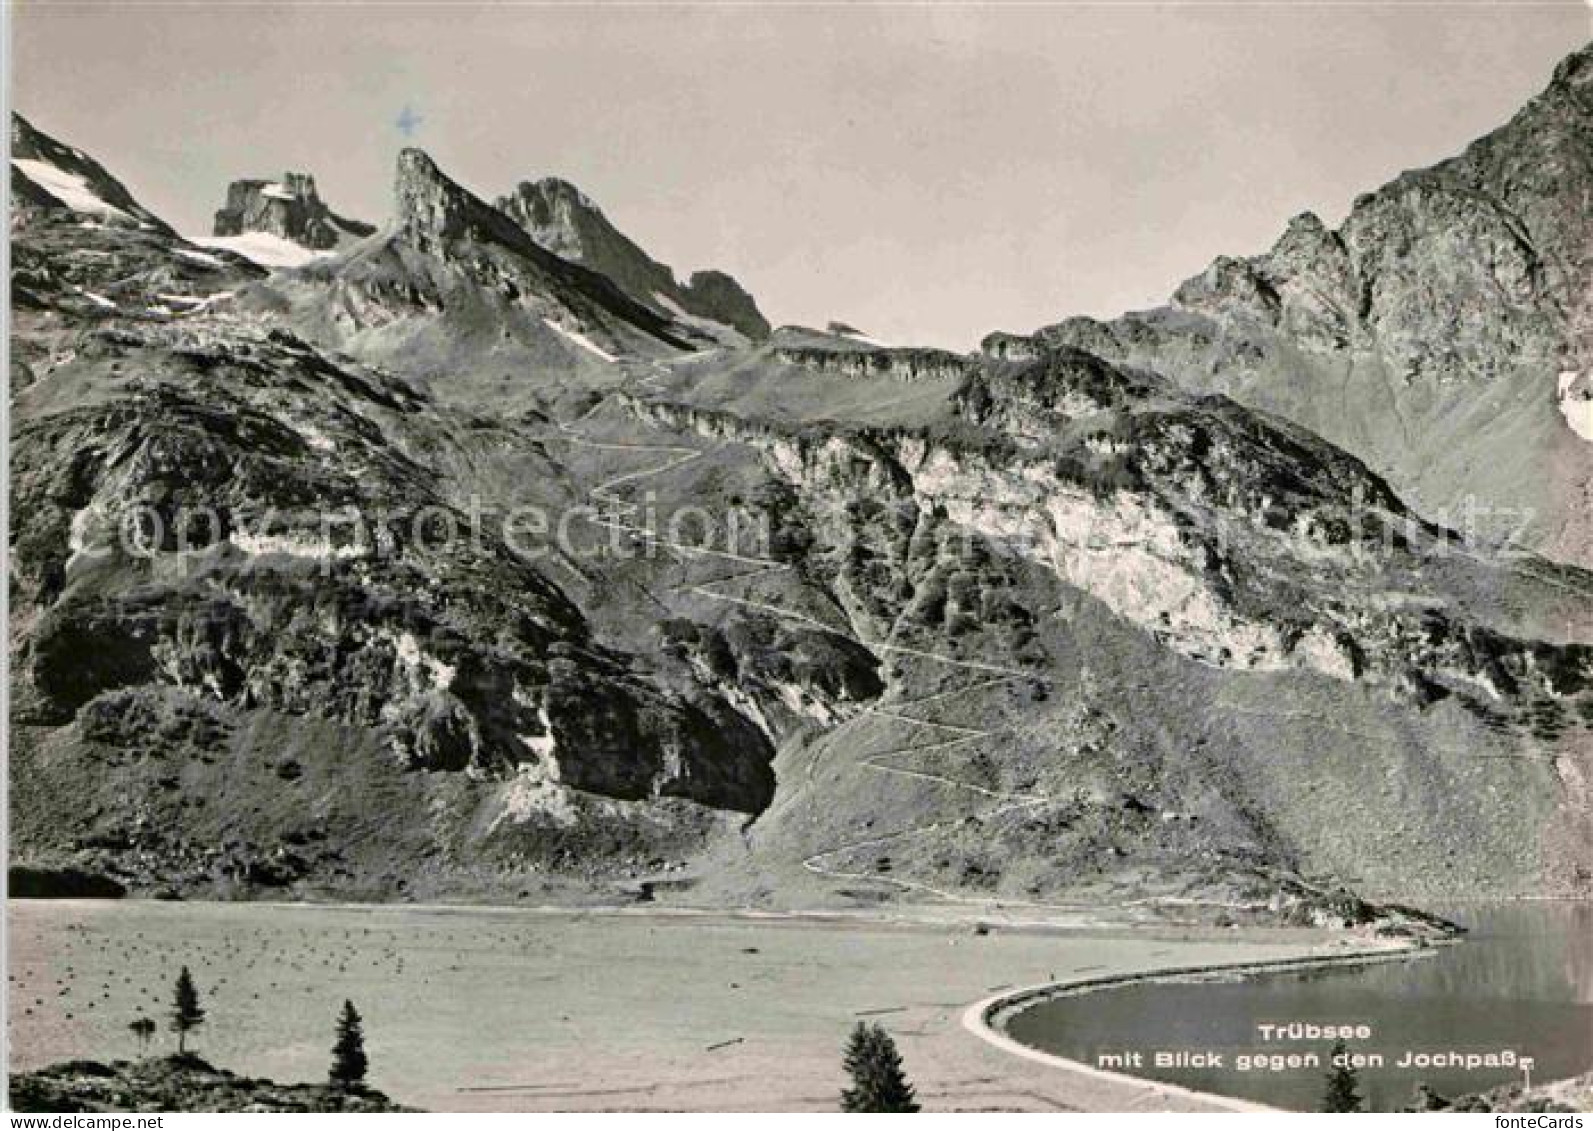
497, 176, 771, 341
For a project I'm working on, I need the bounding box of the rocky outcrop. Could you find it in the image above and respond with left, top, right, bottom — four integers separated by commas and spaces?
658, 616, 884, 734
979, 331, 1040, 363
393, 149, 531, 251
211, 172, 373, 250
679, 270, 769, 340
1415, 1071, 1593, 1114
9, 1056, 413, 1113
772, 345, 975, 383
497, 176, 771, 341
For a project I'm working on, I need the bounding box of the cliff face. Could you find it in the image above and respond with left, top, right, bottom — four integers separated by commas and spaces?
623, 354, 1593, 715
211, 172, 374, 250
772, 346, 976, 383
497, 177, 771, 342
998, 42, 1593, 567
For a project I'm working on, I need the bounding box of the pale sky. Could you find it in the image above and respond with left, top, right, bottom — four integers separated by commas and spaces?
11, 3, 1590, 349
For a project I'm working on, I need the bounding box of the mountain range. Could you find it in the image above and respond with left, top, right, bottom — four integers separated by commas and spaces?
9, 43, 1592, 922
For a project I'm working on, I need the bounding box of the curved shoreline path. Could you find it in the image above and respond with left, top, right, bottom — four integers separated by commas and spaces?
961, 943, 1430, 1114
549, 355, 1078, 910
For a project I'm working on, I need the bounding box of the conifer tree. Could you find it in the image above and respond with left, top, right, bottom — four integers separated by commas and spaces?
1322, 1040, 1364, 1112
169, 967, 205, 1055
840, 1022, 919, 1112
330, 1000, 369, 1089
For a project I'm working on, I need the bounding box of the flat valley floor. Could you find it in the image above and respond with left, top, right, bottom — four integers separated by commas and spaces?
5, 899, 1354, 1111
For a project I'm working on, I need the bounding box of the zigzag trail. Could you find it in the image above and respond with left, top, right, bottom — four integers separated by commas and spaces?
548, 355, 1077, 912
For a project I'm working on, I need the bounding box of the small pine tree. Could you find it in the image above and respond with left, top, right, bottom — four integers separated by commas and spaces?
840, 1022, 920, 1113
1322, 1040, 1364, 1112
128, 1016, 157, 1057
329, 1000, 369, 1089
169, 967, 205, 1055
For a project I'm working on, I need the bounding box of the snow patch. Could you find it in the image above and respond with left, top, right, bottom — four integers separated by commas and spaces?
13, 159, 131, 221
775, 681, 840, 725
79, 290, 117, 310
839, 328, 891, 348
228, 529, 364, 561
1558, 370, 1593, 443
155, 291, 235, 314
260, 182, 296, 200
193, 232, 331, 269
174, 247, 226, 268
650, 291, 747, 347
651, 291, 689, 319
542, 318, 618, 363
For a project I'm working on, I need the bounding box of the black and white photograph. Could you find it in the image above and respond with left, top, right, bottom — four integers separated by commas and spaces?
3, 0, 1592, 1117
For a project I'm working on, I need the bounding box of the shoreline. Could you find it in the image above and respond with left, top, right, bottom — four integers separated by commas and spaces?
962, 936, 1586, 1121
963, 941, 1434, 1114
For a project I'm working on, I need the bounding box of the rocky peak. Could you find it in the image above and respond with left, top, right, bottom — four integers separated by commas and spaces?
496, 175, 771, 341
1549, 40, 1593, 106
10, 111, 48, 157
10, 112, 173, 233
499, 176, 605, 261
393, 147, 532, 252
263, 148, 692, 366
681, 270, 766, 334
211, 170, 373, 250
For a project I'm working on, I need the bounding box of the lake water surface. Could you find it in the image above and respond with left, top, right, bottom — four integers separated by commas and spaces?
1005, 903, 1593, 1111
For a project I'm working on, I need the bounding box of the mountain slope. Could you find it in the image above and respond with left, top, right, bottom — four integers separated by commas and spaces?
612, 347, 1593, 907
11, 113, 174, 234
991, 41, 1593, 568
9, 114, 265, 334
9, 121, 781, 899
498, 177, 770, 342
